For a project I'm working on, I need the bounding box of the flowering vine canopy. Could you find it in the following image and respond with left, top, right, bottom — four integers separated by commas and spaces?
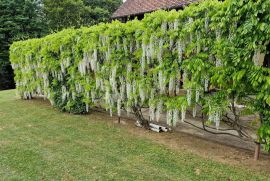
10, 0, 270, 151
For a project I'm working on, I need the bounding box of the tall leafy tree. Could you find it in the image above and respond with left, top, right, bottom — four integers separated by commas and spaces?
0, 0, 47, 90
83, 0, 122, 24
43, 0, 86, 31
44, 0, 122, 31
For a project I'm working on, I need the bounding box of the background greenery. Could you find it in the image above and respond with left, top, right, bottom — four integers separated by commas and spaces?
0, 0, 122, 90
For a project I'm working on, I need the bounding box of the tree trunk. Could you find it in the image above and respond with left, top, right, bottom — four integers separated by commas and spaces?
132, 106, 149, 128
231, 96, 242, 137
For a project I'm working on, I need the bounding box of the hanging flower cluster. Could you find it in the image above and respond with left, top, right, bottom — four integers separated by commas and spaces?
9, 1, 224, 129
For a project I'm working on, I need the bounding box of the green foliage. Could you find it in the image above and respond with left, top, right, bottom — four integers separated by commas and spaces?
0, 0, 122, 90
10, 0, 270, 151
0, 0, 47, 90
258, 123, 270, 151
44, 0, 86, 31
44, 0, 122, 31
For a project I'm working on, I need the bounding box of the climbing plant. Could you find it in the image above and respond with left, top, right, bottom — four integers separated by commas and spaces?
10, 0, 270, 151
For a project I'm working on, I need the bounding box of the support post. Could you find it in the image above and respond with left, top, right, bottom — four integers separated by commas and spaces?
118, 116, 121, 124
254, 141, 261, 161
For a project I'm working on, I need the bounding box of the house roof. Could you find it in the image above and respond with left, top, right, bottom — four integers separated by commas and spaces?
112, 0, 200, 18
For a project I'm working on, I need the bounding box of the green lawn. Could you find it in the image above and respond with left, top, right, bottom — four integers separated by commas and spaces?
0, 90, 269, 181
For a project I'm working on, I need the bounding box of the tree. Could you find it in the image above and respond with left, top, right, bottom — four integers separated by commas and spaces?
83, 0, 122, 24
0, 0, 47, 90
43, 0, 85, 31
44, 0, 122, 31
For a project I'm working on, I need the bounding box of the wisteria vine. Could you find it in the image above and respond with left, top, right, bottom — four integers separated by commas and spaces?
10, 0, 270, 151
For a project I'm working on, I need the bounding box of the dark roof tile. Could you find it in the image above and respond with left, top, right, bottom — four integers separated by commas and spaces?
112, 0, 200, 18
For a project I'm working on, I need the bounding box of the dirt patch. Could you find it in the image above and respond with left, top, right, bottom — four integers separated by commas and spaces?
113, 119, 128, 125
117, 117, 270, 173
0, 111, 6, 117
0, 140, 13, 146
83, 110, 270, 174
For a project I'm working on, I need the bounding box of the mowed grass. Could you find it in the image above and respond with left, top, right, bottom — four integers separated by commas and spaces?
0, 90, 269, 181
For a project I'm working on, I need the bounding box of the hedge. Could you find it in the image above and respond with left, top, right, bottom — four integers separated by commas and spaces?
10, 0, 270, 151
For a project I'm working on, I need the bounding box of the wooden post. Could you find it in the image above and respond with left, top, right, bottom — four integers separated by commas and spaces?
254, 141, 261, 161
118, 116, 121, 124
